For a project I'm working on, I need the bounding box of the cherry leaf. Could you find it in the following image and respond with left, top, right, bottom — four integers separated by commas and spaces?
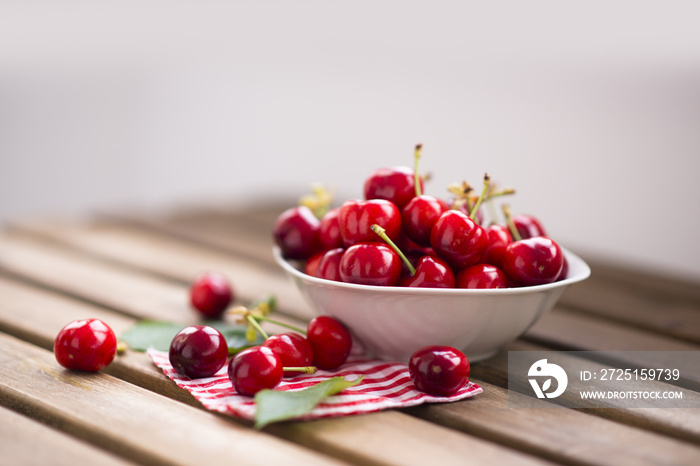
254, 375, 363, 429
119, 319, 263, 353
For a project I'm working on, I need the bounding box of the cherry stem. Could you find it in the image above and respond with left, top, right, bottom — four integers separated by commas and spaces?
255, 315, 307, 336
414, 143, 423, 197
246, 314, 269, 340
484, 188, 515, 202
502, 204, 522, 241
469, 173, 490, 223
284, 366, 317, 374
370, 224, 416, 276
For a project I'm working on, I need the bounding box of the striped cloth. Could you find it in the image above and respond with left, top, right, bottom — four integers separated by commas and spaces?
148, 349, 483, 421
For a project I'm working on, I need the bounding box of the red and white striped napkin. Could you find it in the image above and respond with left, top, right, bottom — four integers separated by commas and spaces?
148, 349, 482, 421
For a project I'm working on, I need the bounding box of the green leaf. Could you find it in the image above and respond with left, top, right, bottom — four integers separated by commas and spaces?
119, 320, 263, 353
254, 375, 363, 429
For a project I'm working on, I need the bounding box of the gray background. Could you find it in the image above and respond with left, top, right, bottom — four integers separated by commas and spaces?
1, 1, 699, 280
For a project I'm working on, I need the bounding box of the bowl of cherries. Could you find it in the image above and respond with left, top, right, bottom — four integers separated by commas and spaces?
272, 145, 590, 363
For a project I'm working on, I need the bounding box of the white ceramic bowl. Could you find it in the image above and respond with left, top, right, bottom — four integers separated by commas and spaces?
273, 246, 590, 363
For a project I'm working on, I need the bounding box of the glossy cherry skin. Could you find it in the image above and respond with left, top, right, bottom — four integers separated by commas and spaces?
483, 224, 513, 269
401, 195, 449, 247
190, 272, 233, 319
315, 247, 345, 282
228, 346, 283, 396
512, 214, 546, 240
338, 199, 401, 247
400, 255, 455, 288
339, 243, 401, 286
307, 316, 353, 371
169, 325, 229, 378
556, 256, 570, 281
502, 236, 564, 286
453, 201, 484, 226
304, 251, 325, 277
409, 345, 470, 396
430, 210, 488, 271
54, 319, 117, 372
318, 207, 343, 250
262, 333, 314, 378
456, 264, 509, 289
273, 205, 322, 260
363, 165, 423, 209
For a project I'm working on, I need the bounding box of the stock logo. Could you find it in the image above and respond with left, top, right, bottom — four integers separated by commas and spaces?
528, 359, 568, 399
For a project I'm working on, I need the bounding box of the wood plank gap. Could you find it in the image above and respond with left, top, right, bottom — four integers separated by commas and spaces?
403, 379, 700, 466
470, 340, 700, 447
0, 332, 350, 466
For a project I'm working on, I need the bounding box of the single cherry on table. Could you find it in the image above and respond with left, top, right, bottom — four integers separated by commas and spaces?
408, 345, 470, 396
306, 316, 353, 371
229, 346, 284, 396
54, 318, 118, 372
190, 271, 233, 319
169, 325, 229, 379
262, 332, 314, 378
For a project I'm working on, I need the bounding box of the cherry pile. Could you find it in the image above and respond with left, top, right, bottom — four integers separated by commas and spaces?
168, 312, 353, 396
274, 144, 566, 289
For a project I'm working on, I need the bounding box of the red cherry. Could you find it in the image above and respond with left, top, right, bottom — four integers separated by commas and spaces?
483, 224, 513, 269
315, 247, 345, 282
400, 255, 455, 288
456, 264, 509, 289
338, 199, 402, 247
190, 272, 233, 319
502, 236, 564, 286
512, 214, 547, 240
54, 319, 117, 372
318, 207, 344, 250
304, 251, 325, 277
307, 316, 352, 370
169, 325, 229, 378
262, 333, 314, 378
363, 166, 422, 209
339, 243, 402, 286
452, 201, 485, 226
557, 256, 570, 281
430, 210, 488, 271
409, 345, 470, 396
273, 206, 322, 260
401, 195, 449, 247
228, 346, 283, 396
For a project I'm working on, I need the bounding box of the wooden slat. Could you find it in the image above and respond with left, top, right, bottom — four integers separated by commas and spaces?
559, 276, 700, 345
98, 208, 700, 346
406, 380, 700, 466
2, 259, 699, 465
0, 276, 551, 466
0, 332, 345, 466
0, 404, 135, 466
7, 213, 700, 463
4, 221, 312, 321
472, 340, 700, 446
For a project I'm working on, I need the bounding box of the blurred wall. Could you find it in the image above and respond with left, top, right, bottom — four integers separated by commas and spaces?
1, 1, 699, 280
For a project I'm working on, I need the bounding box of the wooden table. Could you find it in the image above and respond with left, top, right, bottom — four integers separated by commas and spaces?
1, 202, 699, 465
